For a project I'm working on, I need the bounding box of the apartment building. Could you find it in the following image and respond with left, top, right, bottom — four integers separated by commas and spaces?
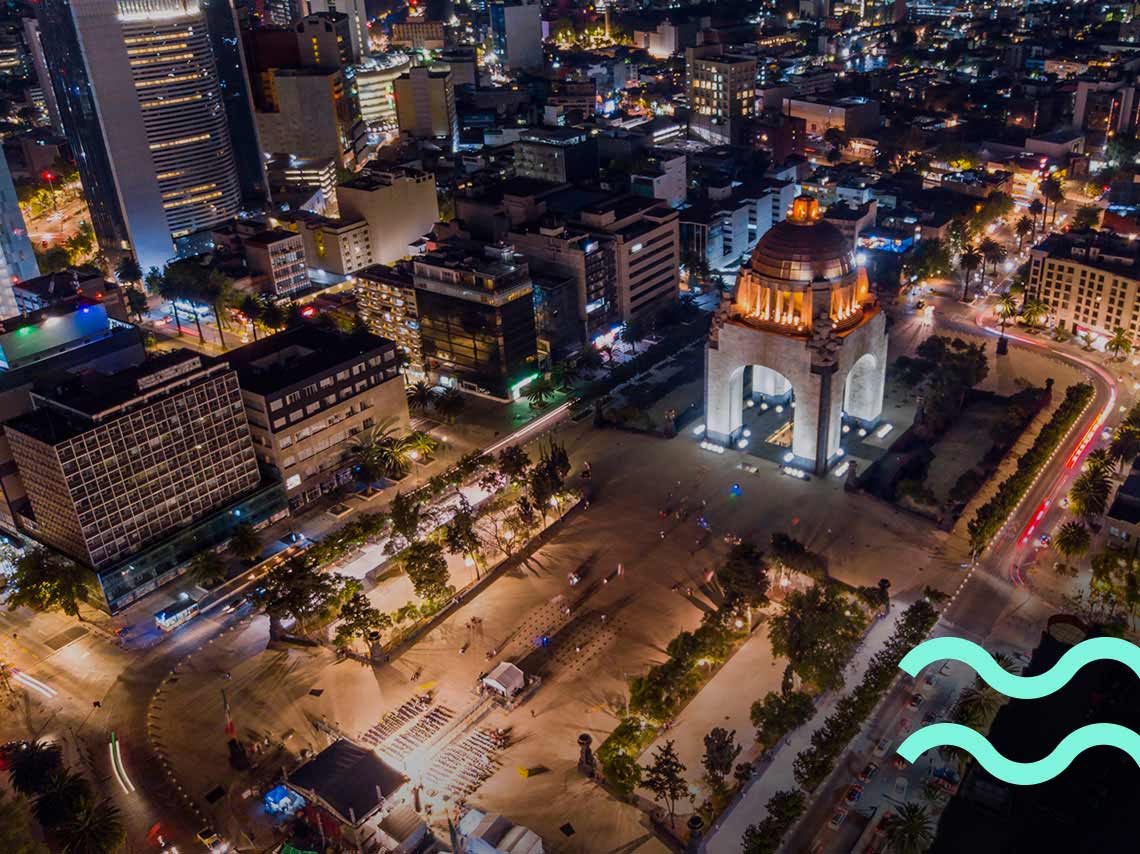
6, 350, 281, 612
1029, 229, 1140, 340
394, 64, 458, 151
686, 46, 757, 146
227, 326, 408, 511
336, 169, 439, 265
354, 262, 424, 373
298, 216, 374, 275
244, 229, 309, 297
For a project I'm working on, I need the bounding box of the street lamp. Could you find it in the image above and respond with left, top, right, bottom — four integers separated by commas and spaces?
41, 171, 58, 213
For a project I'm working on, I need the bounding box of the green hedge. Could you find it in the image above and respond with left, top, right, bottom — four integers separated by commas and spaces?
967, 383, 1094, 554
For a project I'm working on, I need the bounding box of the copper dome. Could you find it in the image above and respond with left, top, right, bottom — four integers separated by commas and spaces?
748, 198, 855, 285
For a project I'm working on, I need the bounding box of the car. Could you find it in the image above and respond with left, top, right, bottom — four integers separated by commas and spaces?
873, 737, 891, 757
907, 692, 924, 710
1039, 533, 1052, 547
922, 711, 938, 726
196, 828, 222, 850
846, 784, 864, 803
858, 762, 879, 782
939, 662, 953, 676
568, 571, 581, 586
892, 755, 910, 770
829, 807, 849, 830
915, 300, 926, 310
892, 777, 909, 800
898, 716, 912, 733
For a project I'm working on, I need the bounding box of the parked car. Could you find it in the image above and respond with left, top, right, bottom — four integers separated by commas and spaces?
858, 762, 879, 782
893, 777, 909, 800
873, 737, 891, 757
846, 784, 864, 803
829, 807, 849, 830
907, 692, 924, 710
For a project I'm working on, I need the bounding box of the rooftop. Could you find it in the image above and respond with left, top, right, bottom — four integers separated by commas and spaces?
1034, 228, 1140, 278
286, 739, 406, 827
225, 325, 396, 397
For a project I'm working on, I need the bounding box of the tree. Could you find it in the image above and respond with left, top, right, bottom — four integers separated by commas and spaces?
642, 740, 687, 828
978, 236, 1006, 275
203, 270, 235, 348
254, 554, 349, 638
1020, 298, 1047, 328
239, 294, 264, 340
33, 770, 91, 830
750, 690, 815, 745
578, 346, 604, 373
621, 315, 647, 354
955, 683, 1003, 724
115, 255, 142, 286
1015, 215, 1034, 251
1028, 198, 1045, 234
523, 376, 555, 410
5, 548, 91, 620
433, 387, 465, 423
352, 417, 411, 482
56, 797, 124, 854
1069, 468, 1110, 522
604, 752, 642, 794
946, 218, 971, 257
5, 740, 63, 796
229, 521, 262, 563
702, 728, 741, 794
716, 541, 769, 608
162, 260, 209, 341
1110, 423, 1140, 470
996, 293, 1018, 335
260, 298, 285, 332
1040, 175, 1064, 227
187, 549, 228, 588
883, 802, 934, 854
123, 287, 148, 323
406, 380, 435, 412
405, 430, 438, 462
0, 790, 48, 854
769, 584, 867, 691
497, 445, 531, 483
958, 245, 982, 301
1072, 204, 1102, 231
1053, 521, 1091, 565
444, 497, 483, 575
1086, 448, 1115, 479
551, 360, 580, 390
143, 266, 164, 296
401, 540, 451, 602
334, 591, 391, 651
155, 267, 185, 336
741, 789, 806, 854
1108, 327, 1133, 360
35, 246, 71, 274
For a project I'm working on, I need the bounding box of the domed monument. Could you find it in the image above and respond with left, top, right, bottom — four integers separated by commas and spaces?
705, 196, 887, 474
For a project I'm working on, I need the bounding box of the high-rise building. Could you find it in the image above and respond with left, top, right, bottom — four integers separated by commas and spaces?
412, 238, 538, 400
256, 68, 364, 167
394, 64, 458, 151
304, 0, 370, 61
226, 325, 408, 511
0, 151, 38, 318
6, 349, 283, 612
514, 128, 599, 185
21, 20, 62, 131
489, 0, 542, 71
686, 46, 757, 146
336, 169, 439, 264
295, 11, 353, 70
36, 0, 244, 272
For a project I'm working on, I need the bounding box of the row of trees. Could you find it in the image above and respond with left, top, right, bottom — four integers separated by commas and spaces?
968, 383, 1095, 555
2, 740, 124, 853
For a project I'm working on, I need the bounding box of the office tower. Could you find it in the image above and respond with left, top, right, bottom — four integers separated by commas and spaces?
336, 169, 439, 265
686, 45, 757, 146
255, 68, 364, 167
202, 0, 270, 208
295, 11, 353, 70
394, 64, 458, 151
0, 301, 145, 537
355, 262, 424, 372
6, 350, 281, 612
21, 20, 62, 131
36, 0, 244, 273
304, 0, 369, 61
355, 52, 412, 132
489, 0, 542, 71
0, 151, 38, 318
226, 326, 408, 511
412, 238, 538, 400
514, 128, 599, 185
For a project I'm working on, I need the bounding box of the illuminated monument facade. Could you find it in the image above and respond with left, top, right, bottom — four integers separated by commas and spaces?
705, 196, 887, 474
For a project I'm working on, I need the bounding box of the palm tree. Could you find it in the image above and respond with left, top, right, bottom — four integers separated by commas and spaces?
1040, 175, 1064, 227
204, 270, 234, 348
229, 521, 262, 563
406, 380, 435, 413
239, 294, 263, 340
956, 684, 1004, 723
959, 245, 982, 301
351, 417, 411, 482
1107, 327, 1133, 360
1069, 468, 1110, 522
1079, 330, 1096, 351
406, 430, 438, 459
433, 387, 465, 423
1110, 423, 1140, 471
551, 360, 580, 390
156, 271, 184, 336
883, 802, 934, 854
6, 740, 63, 796
56, 798, 124, 854
1021, 298, 1047, 328
978, 236, 1006, 275
1053, 521, 1091, 565
1015, 215, 1034, 251
33, 770, 91, 830
260, 298, 285, 332
996, 293, 1018, 334
187, 549, 227, 588
1028, 198, 1045, 234
1086, 448, 1115, 479
115, 255, 142, 287
524, 377, 556, 409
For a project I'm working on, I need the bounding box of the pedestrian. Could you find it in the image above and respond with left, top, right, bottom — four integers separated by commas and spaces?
531, 709, 536, 718
659, 530, 666, 539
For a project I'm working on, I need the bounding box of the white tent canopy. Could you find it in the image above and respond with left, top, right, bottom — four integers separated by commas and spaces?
483, 662, 526, 697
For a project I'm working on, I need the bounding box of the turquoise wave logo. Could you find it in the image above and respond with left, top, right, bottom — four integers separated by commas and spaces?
895, 636, 1140, 785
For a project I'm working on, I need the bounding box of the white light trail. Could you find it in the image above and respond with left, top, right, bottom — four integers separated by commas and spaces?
109, 733, 136, 794
11, 669, 57, 698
